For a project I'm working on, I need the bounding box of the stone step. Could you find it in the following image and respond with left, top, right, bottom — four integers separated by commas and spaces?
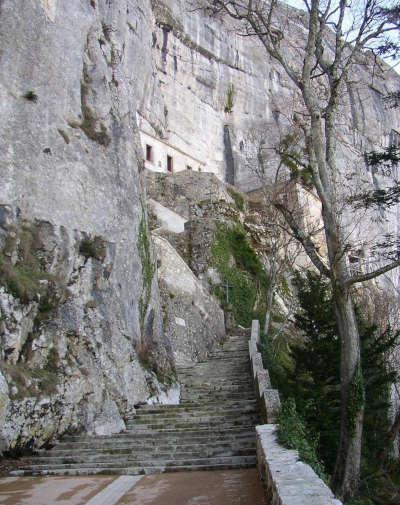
128, 415, 258, 427
132, 407, 258, 416
11, 459, 256, 477
180, 384, 254, 392
135, 399, 258, 413
54, 432, 256, 450
179, 363, 250, 368
180, 392, 256, 401
131, 409, 258, 422
178, 374, 251, 381
123, 418, 259, 432
180, 351, 248, 358
15, 333, 259, 477
19, 455, 257, 472
33, 448, 256, 465
61, 426, 256, 442
180, 377, 252, 384
177, 363, 250, 379
39, 441, 256, 458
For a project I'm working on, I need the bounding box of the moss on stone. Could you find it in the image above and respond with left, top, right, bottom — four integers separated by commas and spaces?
227, 186, 246, 211
211, 224, 268, 327
224, 83, 235, 113
138, 215, 155, 327
0, 223, 53, 304
79, 236, 107, 262
1, 346, 60, 399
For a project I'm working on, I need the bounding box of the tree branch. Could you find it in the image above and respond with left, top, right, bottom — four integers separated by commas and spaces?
346, 259, 400, 286
274, 200, 331, 278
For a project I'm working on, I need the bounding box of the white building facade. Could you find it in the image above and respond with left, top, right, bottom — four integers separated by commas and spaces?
140, 130, 213, 175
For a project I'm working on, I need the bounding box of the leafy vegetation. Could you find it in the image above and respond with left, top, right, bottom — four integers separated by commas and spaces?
224, 83, 235, 113
211, 224, 268, 326
0, 223, 63, 306
263, 271, 400, 504
227, 186, 246, 211
138, 215, 155, 327
278, 398, 328, 481
22, 91, 38, 103
2, 347, 60, 399
79, 236, 107, 262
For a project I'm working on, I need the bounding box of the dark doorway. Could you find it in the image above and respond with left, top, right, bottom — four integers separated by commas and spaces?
146, 144, 153, 162
167, 155, 173, 173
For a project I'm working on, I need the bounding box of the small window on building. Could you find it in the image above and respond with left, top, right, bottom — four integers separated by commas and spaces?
187, 165, 192, 171
167, 155, 173, 173
146, 144, 153, 162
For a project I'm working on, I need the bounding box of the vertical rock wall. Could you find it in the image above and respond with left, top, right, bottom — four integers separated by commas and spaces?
0, 0, 174, 451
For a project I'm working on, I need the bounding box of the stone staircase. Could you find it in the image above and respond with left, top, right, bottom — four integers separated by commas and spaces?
12, 334, 260, 476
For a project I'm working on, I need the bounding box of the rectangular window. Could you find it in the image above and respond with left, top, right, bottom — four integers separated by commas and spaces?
167, 155, 173, 173
146, 144, 153, 162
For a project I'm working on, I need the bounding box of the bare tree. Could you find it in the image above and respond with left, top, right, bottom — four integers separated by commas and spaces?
199, 0, 400, 499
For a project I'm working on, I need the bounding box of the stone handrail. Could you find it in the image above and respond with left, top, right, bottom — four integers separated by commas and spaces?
249, 320, 281, 422
250, 320, 343, 505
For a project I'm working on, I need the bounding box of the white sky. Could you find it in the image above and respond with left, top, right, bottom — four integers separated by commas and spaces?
282, 0, 400, 72
283, 0, 305, 10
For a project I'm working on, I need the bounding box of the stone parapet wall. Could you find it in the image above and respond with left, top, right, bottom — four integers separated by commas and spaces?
249, 320, 281, 422
250, 320, 343, 505
256, 425, 343, 505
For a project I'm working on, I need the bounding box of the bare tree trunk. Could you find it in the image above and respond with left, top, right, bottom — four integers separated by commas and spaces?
331, 279, 364, 499
324, 217, 364, 500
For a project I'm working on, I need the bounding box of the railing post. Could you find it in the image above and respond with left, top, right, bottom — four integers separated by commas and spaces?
251, 319, 260, 346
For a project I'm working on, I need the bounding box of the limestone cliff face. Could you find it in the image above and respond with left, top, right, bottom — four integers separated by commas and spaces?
141, 0, 400, 289
0, 0, 175, 451
1, 0, 400, 453
140, 0, 400, 191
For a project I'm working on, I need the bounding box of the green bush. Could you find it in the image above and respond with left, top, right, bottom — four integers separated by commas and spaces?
138, 216, 155, 327
267, 271, 400, 503
23, 91, 38, 102
79, 236, 106, 262
224, 83, 235, 113
0, 224, 53, 304
211, 224, 268, 327
227, 186, 246, 211
278, 398, 328, 481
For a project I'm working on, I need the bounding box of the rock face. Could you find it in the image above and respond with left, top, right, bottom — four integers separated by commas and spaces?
1, 0, 400, 454
154, 234, 225, 366
0, 0, 175, 451
146, 171, 234, 219
0, 206, 174, 450
140, 0, 400, 192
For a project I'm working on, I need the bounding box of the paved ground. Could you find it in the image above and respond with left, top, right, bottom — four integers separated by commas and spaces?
0, 475, 115, 505
0, 469, 266, 505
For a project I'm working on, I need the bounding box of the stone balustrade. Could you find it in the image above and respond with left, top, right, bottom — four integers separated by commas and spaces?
250, 320, 343, 505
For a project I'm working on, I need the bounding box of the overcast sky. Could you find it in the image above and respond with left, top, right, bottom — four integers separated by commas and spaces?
284, 0, 305, 10
282, 0, 400, 72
